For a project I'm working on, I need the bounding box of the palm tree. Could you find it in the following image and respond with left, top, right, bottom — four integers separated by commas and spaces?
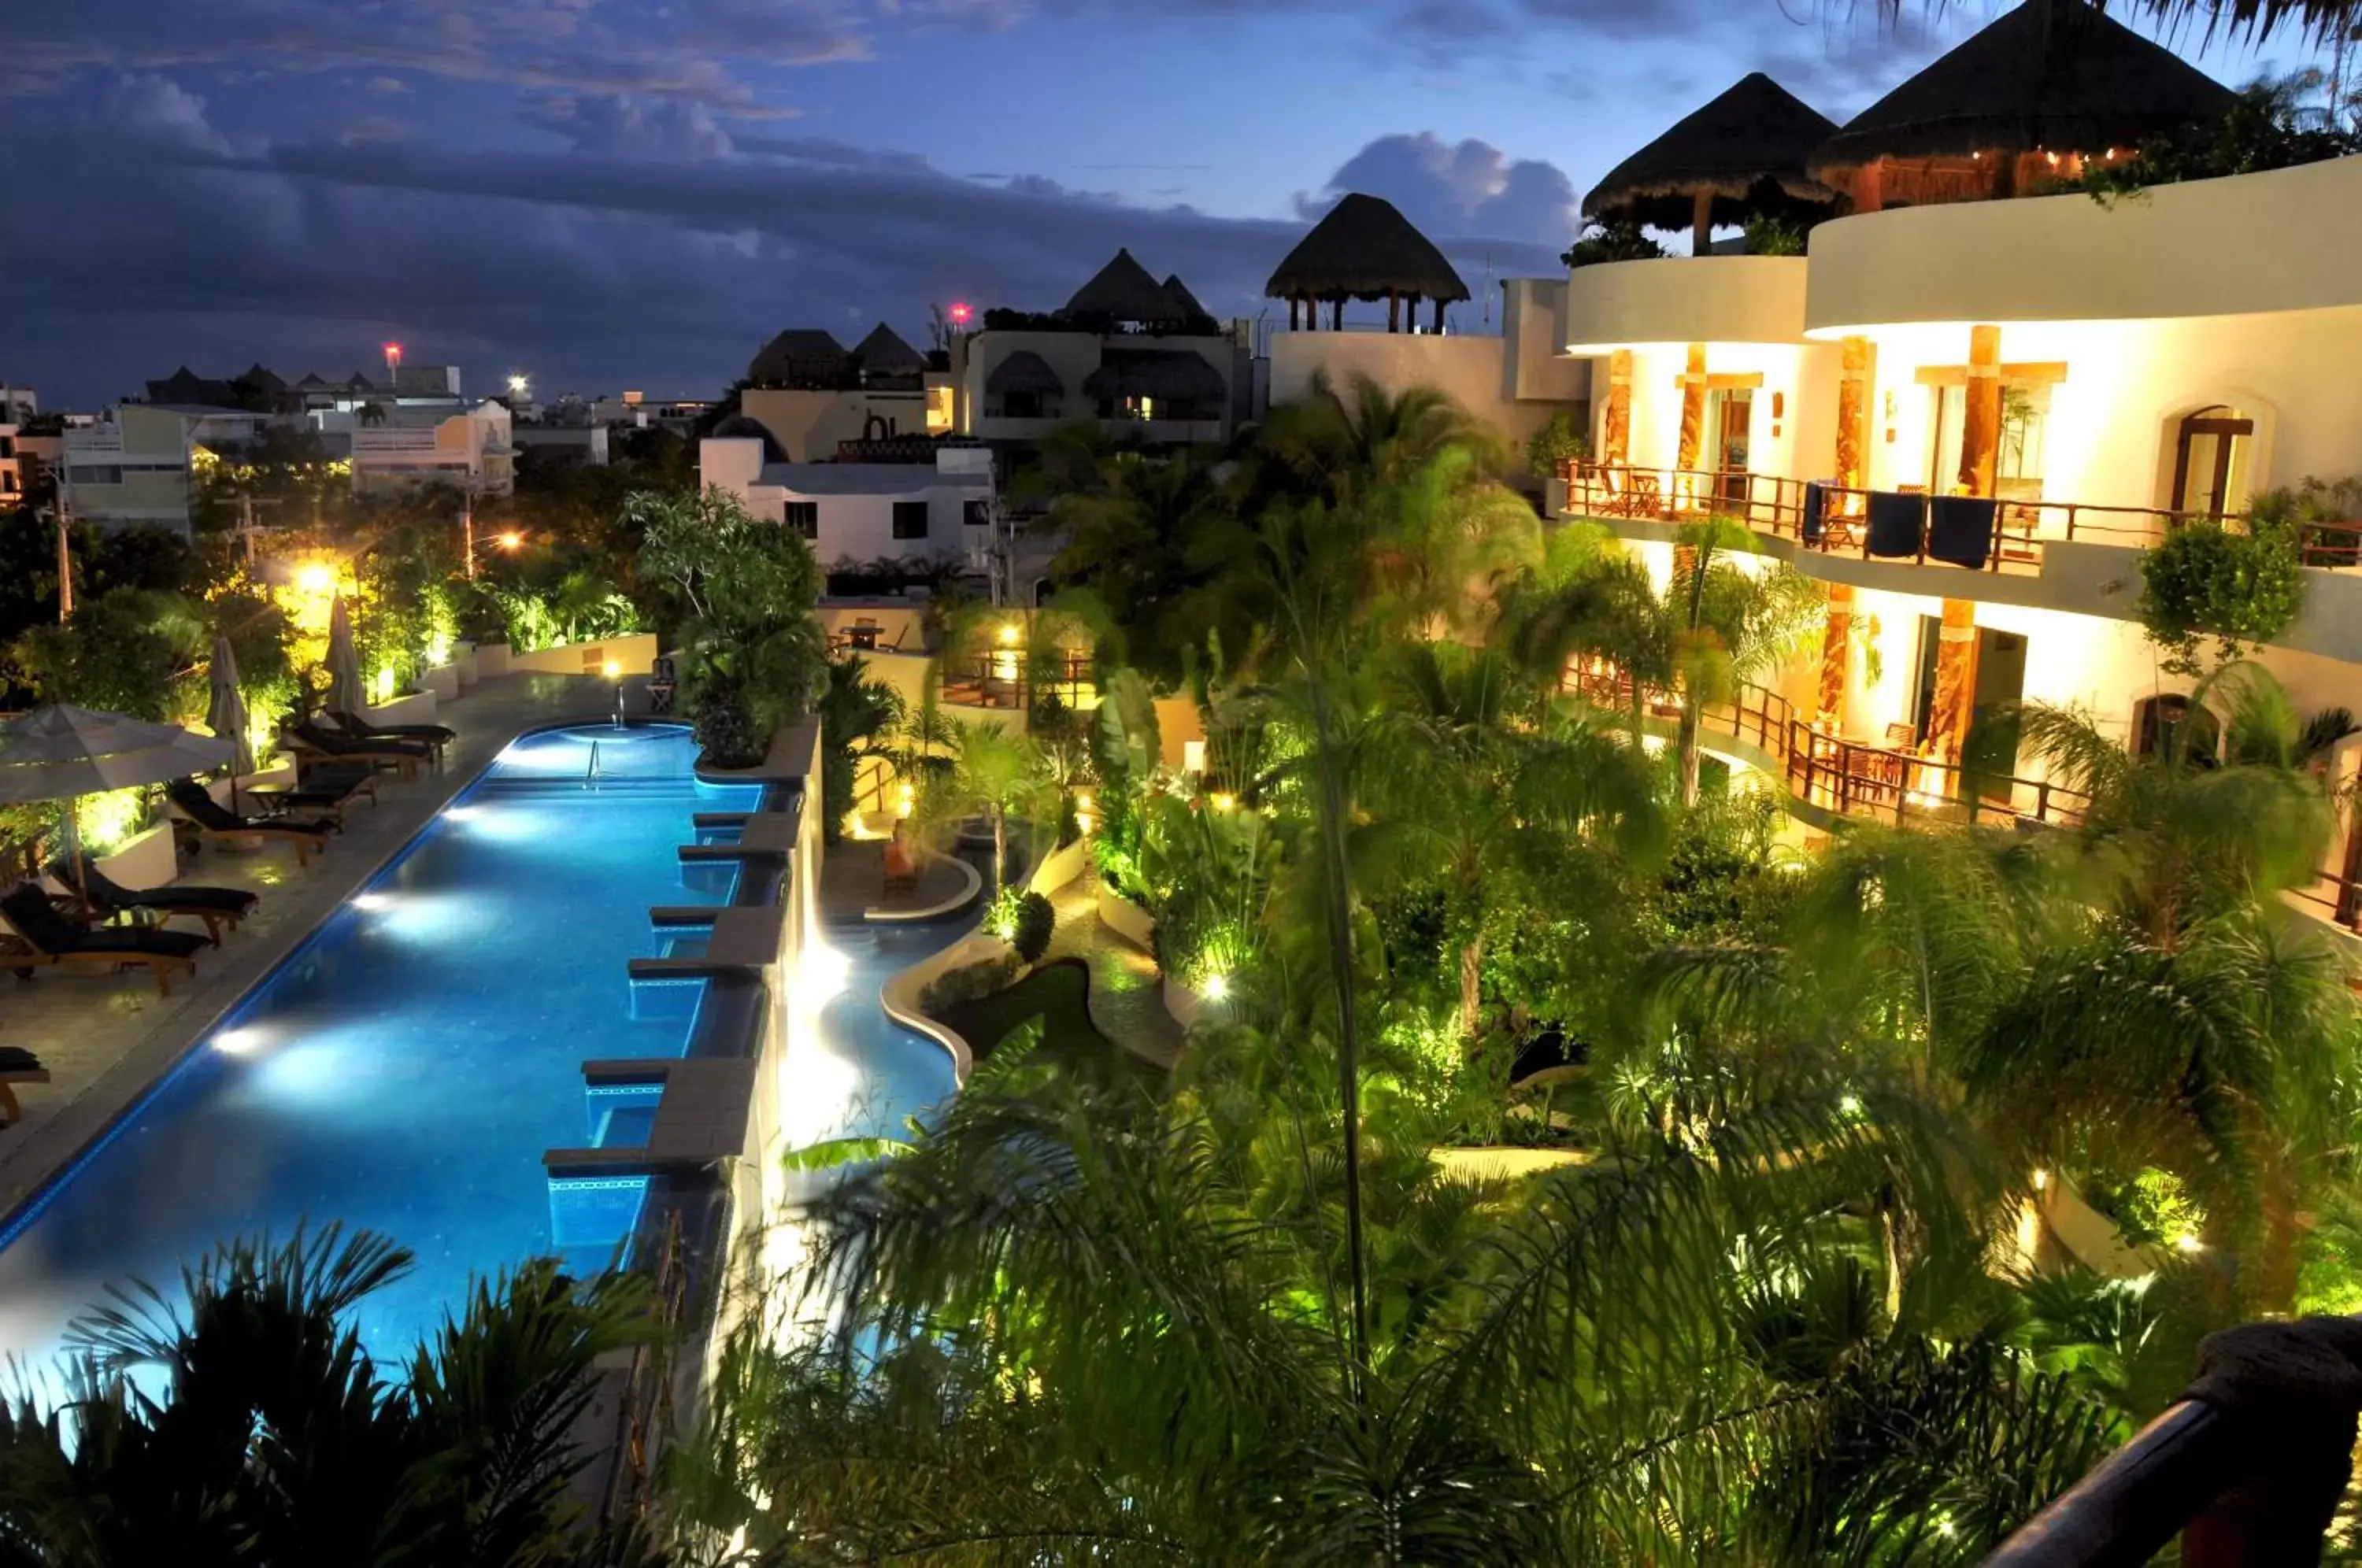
930, 719, 1053, 893
1359, 638, 1663, 1041
0, 1226, 660, 1566
815, 654, 905, 841
676, 1034, 2120, 1562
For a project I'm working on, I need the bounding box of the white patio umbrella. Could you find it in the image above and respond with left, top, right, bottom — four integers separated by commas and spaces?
324, 594, 365, 718
0, 704, 233, 915
205, 635, 257, 812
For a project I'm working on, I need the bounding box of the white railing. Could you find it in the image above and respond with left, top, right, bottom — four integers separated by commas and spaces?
351, 427, 449, 453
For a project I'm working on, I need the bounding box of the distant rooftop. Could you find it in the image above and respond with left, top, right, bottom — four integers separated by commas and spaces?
758, 461, 991, 494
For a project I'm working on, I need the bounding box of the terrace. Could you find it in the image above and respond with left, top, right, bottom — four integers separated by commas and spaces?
1562, 461, 2362, 574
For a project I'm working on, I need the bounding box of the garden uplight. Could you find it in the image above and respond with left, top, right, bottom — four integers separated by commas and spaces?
1210, 792, 1236, 812
297, 562, 335, 595
1203, 973, 1230, 1000
498, 531, 524, 551
997, 623, 1020, 646
602, 660, 622, 679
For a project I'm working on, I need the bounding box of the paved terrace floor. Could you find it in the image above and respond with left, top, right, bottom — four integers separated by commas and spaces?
817, 839, 972, 923
0, 674, 621, 1217
1042, 879, 1183, 1071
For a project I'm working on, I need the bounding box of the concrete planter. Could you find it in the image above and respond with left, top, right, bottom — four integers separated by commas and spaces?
476, 642, 513, 679
420, 664, 461, 701
1163, 974, 1208, 1031
368, 690, 439, 727
1027, 834, 1090, 897
454, 644, 480, 687
1095, 882, 1155, 952
92, 819, 178, 892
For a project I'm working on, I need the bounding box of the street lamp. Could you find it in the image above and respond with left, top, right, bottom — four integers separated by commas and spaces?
506, 373, 528, 399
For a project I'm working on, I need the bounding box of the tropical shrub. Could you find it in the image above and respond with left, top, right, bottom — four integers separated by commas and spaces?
1745, 213, 1806, 255
984, 887, 1056, 963
1560, 220, 1664, 267
1523, 410, 1587, 479
919, 949, 1023, 1011
2134, 515, 2306, 675
2082, 72, 2360, 206
690, 671, 762, 768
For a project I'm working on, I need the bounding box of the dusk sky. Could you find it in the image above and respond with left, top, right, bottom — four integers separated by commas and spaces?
0, 0, 2320, 407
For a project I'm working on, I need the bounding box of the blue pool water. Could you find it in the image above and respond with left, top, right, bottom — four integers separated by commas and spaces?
0, 724, 759, 1370
812, 923, 968, 1145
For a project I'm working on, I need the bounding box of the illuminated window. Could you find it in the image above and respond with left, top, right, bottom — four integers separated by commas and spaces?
783, 501, 818, 539
891, 501, 929, 540
925, 386, 954, 433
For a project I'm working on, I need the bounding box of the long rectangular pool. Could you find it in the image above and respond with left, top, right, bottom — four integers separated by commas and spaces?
0, 723, 759, 1368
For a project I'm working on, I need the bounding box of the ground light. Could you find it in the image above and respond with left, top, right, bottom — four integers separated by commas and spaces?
1203, 973, 1230, 1000
352, 892, 390, 912
214, 1027, 263, 1055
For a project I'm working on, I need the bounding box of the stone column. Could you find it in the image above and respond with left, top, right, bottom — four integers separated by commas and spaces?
1836, 335, 1874, 509
1602, 349, 1632, 469
1958, 324, 2002, 497
1817, 582, 1855, 727
1928, 597, 1980, 765
1675, 343, 1708, 475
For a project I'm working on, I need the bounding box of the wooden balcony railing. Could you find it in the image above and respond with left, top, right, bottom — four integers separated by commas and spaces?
1560, 463, 2362, 575
1563, 664, 2090, 830
940, 651, 1094, 712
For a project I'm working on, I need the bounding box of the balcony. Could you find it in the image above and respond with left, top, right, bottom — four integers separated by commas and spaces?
939, 651, 1094, 713
1562, 463, 2362, 579
351, 427, 451, 454
1564, 664, 2090, 830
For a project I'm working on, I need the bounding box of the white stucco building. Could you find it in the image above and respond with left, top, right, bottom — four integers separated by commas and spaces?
346, 400, 516, 497
701, 441, 995, 573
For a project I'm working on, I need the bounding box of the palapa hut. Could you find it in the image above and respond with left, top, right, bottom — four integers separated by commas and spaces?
852, 322, 927, 387
983, 349, 1064, 417
1807, 0, 2235, 212
1266, 192, 1469, 334
1063, 248, 1194, 327
1582, 72, 1839, 257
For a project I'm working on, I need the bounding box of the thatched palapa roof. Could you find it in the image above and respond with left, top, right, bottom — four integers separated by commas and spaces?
1266, 193, 1469, 304
748, 328, 849, 384
1081, 349, 1227, 404
1809, 0, 2234, 176
985, 349, 1064, 398
1064, 248, 1190, 323
1161, 273, 1206, 319
1583, 72, 1838, 233
853, 323, 926, 378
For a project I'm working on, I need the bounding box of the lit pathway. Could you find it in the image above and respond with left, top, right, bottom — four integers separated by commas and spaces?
0, 673, 621, 1215
1040, 878, 1183, 1071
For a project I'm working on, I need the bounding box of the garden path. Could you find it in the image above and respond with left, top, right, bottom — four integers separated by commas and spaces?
1041, 879, 1183, 1071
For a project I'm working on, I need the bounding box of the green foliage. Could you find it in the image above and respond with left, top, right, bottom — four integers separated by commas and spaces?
1745, 213, 1806, 255
689, 671, 763, 769
1524, 409, 1588, 479
633, 486, 825, 747
2082, 71, 2360, 206
984, 886, 1056, 963
2134, 514, 2306, 675
0, 1226, 658, 1567
9, 588, 205, 719
917, 949, 1024, 1012
1560, 220, 1666, 267
816, 655, 905, 845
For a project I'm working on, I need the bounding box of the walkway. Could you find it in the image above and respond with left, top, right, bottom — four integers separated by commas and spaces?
0, 673, 621, 1216
1041, 878, 1183, 1071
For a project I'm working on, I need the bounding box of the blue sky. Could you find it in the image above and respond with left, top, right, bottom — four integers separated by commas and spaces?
0, 0, 2321, 405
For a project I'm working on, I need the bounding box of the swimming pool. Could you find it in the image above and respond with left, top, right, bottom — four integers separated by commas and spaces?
0, 723, 760, 1369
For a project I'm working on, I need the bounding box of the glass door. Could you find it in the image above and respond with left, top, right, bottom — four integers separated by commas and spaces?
2171, 406, 2253, 517
1707, 388, 1752, 508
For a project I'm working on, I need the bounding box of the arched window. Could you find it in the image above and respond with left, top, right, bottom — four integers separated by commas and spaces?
2169, 405, 2253, 518
2133, 693, 2217, 763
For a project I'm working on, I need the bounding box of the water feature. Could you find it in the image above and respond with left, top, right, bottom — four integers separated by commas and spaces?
0, 724, 759, 1370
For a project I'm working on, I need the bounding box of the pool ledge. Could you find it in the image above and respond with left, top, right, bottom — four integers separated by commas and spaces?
864, 853, 983, 925
544, 1056, 761, 1178
878, 933, 1014, 1085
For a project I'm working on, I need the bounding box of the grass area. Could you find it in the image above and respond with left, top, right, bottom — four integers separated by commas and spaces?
937, 959, 1165, 1094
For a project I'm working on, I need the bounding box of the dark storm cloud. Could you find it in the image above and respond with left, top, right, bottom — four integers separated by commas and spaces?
0, 83, 1560, 402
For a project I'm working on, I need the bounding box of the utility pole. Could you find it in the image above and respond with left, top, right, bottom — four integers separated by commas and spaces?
461, 475, 479, 579
50, 476, 73, 622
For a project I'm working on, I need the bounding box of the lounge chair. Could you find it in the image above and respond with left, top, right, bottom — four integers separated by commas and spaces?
0, 1046, 47, 1126
327, 710, 454, 767
167, 779, 335, 868
285, 719, 427, 778
46, 857, 257, 945
270, 760, 379, 821
2, 884, 205, 997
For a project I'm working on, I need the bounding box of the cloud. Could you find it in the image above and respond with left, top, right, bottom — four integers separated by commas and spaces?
0, 87, 1564, 404
365, 76, 409, 94
525, 94, 738, 159
1298, 132, 1577, 246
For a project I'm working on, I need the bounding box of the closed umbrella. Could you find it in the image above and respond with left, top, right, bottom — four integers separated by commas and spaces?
325, 595, 364, 718
0, 704, 233, 916
205, 635, 256, 812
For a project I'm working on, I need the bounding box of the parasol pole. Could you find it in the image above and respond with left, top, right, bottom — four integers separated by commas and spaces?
64, 795, 89, 922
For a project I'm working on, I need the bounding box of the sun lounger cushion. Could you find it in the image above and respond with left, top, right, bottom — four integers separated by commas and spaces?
46, 860, 258, 918
168, 779, 335, 836
2, 885, 205, 961
0, 1047, 40, 1072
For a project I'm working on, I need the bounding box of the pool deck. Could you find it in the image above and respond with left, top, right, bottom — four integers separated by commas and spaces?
817, 840, 972, 923
0, 673, 626, 1219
